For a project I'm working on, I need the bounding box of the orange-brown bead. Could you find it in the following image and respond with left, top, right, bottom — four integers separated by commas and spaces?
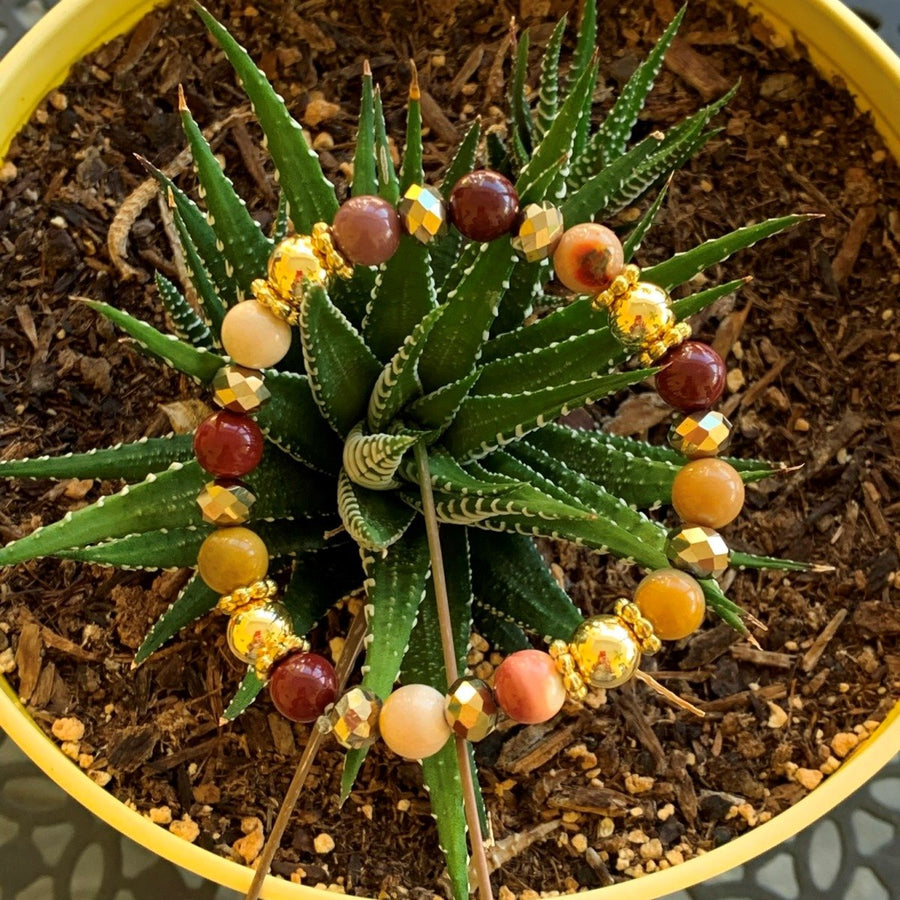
671, 458, 745, 529
633, 569, 706, 640
552, 223, 624, 295
197, 527, 269, 594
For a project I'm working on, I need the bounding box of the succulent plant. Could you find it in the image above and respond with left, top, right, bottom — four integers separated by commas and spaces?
0, 1, 819, 895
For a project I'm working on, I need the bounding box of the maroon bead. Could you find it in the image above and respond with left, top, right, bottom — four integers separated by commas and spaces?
332, 195, 402, 266
193, 410, 264, 478
448, 170, 520, 242
269, 652, 338, 723
656, 341, 727, 412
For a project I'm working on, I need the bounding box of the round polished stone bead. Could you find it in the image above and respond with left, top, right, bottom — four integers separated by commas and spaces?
672, 458, 745, 529
493, 649, 567, 724
449, 170, 520, 242
444, 677, 497, 742
322, 687, 382, 750
193, 410, 264, 478
569, 615, 641, 689
197, 526, 269, 594
669, 410, 732, 459
221, 299, 293, 369
656, 341, 726, 412
608, 282, 674, 350
379, 684, 451, 760
633, 568, 706, 641
332, 195, 402, 266
212, 365, 271, 414
196, 480, 257, 526
666, 524, 730, 578
552, 223, 624, 294
269, 652, 338, 723
226, 600, 294, 665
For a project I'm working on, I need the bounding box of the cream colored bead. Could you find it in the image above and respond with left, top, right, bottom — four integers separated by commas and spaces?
221, 299, 293, 369
379, 684, 451, 760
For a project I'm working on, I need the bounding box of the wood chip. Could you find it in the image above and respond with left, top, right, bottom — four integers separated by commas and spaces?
730, 645, 794, 669
497, 718, 584, 774
547, 783, 634, 816
801, 608, 848, 672
14, 622, 42, 702
700, 682, 787, 714
832, 205, 878, 286
420, 90, 459, 143
664, 38, 732, 100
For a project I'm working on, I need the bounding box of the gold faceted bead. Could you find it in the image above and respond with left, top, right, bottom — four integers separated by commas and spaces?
196, 480, 256, 526
212, 365, 271, 414
226, 600, 295, 666
666, 524, 730, 578
669, 410, 733, 459
569, 615, 642, 689
267, 234, 328, 301
511, 202, 565, 262
608, 281, 675, 351
444, 677, 498, 742
399, 184, 448, 244
321, 687, 383, 750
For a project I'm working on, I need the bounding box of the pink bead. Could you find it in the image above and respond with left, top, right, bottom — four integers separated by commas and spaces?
493, 649, 566, 724
332, 195, 402, 266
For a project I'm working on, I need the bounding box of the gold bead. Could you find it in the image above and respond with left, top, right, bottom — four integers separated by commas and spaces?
226, 600, 295, 666
216, 578, 278, 616
398, 184, 448, 244
196, 480, 256, 526
311, 222, 353, 280
320, 687, 383, 750
444, 678, 498, 742
665, 524, 730, 578
613, 599, 662, 655
669, 410, 733, 459
608, 281, 675, 351
212, 365, 271, 414
548, 639, 588, 701
511, 202, 565, 262
569, 615, 642, 689
267, 234, 328, 301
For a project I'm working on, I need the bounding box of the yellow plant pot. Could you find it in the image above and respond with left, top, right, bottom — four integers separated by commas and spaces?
0, 0, 898, 897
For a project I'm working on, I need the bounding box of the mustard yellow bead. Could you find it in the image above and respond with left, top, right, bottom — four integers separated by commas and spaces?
672, 458, 745, 529
220, 299, 293, 369
633, 568, 706, 641
197, 527, 269, 594
379, 684, 451, 760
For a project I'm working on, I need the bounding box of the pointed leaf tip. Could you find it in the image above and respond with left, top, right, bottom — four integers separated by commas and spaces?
177, 83, 187, 111
409, 59, 420, 100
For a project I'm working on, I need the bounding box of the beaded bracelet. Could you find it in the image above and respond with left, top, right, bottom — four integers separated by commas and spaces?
184, 166, 755, 759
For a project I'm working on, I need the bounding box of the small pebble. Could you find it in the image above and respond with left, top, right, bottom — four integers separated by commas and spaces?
766, 701, 788, 729
0, 161, 17, 184
314, 833, 336, 854
725, 367, 746, 392
233, 817, 264, 863
598, 817, 615, 838
304, 96, 341, 128
498, 887, 516, 900
88, 770, 111, 787
0, 648, 16, 674
60, 741, 80, 761
831, 732, 859, 758
52, 716, 85, 742
313, 132, 334, 151
169, 817, 200, 843
571, 833, 589, 853
794, 767, 824, 790
624, 773, 654, 795
665, 849, 685, 866
640, 839, 663, 861
148, 806, 173, 825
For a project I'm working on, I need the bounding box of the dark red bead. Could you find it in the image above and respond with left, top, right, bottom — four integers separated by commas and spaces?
448, 170, 520, 242
656, 341, 727, 412
193, 410, 264, 478
269, 652, 338, 723
332, 195, 402, 266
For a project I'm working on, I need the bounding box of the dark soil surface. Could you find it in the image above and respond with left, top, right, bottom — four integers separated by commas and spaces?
1, 0, 899, 896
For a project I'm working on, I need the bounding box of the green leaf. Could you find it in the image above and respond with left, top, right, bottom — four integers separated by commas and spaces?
623, 180, 670, 262
536, 17, 567, 139
473, 608, 530, 653
195, 3, 339, 231
272, 191, 290, 243
644, 215, 813, 290
178, 90, 272, 293
699, 577, 748, 633
134, 573, 219, 665
510, 29, 534, 161
337, 469, 416, 552
374, 86, 399, 205
255, 370, 343, 475
84, 300, 225, 383
443, 368, 657, 461
341, 524, 430, 799
406, 370, 481, 433
352, 63, 377, 197
298, 284, 382, 438
155, 272, 214, 349
588, 6, 685, 169
222, 670, 265, 722
731, 550, 819, 573
368, 306, 444, 432
469, 530, 581, 641
399, 74, 423, 194
400, 447, 526, 498
343, 424, 419, 491
671, 277, 749, 321
0, 434, 194, 482
490, 258, 550, 336
565, 0, 596, 96
418, 242, 516, 392
142, 158, 236, 309
282, 544, 364, 635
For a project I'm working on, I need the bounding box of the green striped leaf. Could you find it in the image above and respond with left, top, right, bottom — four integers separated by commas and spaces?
406, 370, 481, 433
536, 17, 567, 139
352, 63, 377, 197
343, 425, 419, 491
222, 670, 265, 722
509, 28, 534, 162
337, 470, 416, 552
623, 180, 671, 262
155, 272, 214, 349
374, 86, 399, 205
170, 207, 227, 336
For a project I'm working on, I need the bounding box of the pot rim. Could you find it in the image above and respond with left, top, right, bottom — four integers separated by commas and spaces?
1, 0, 898, 897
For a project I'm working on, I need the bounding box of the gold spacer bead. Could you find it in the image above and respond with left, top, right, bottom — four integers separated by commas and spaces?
549, 639, 589, 701
311, 222, 353, 280
216, 578, 279, 615
592, 263, 641, 310
251, 278, 298, 324
614, 599, 662, 655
